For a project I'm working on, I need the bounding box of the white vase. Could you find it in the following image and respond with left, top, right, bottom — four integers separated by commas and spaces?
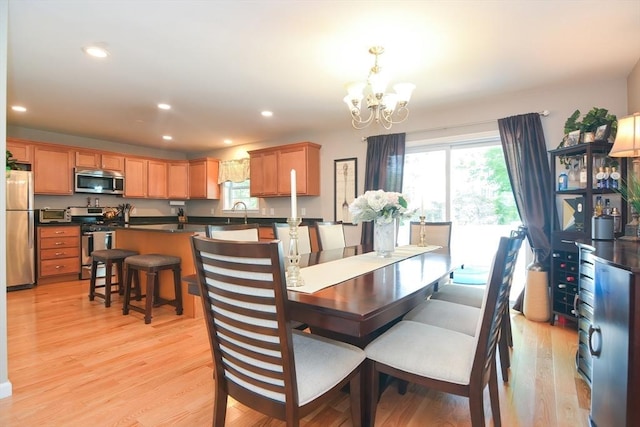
374, 220, 396, 258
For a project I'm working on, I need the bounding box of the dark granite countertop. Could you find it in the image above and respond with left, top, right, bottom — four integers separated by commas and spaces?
116, 223, 207, 233
128, 216, 323, 227
577, 238, 640, 273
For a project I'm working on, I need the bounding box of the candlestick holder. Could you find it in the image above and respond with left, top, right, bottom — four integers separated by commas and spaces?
285, 217, 305, 287
418, 215, 427, 247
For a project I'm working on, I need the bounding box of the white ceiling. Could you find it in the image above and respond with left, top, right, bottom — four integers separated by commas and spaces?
6, 1, 640, 154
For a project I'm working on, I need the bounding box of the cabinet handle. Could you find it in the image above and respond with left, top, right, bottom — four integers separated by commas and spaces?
588, 324, 602, 357
55, 231, 65, 234
55, 242, 64, 246
55, 265, 64, 269
573, 294, 579, 315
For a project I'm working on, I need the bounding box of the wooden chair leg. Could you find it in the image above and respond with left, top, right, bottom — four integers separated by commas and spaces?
144, 271, 156, 324
489, 358, 502, 427
468, 386, 486, 427
104, 260, 113, 308
88, 261, 98, 301
364, 359, 379, 427
213, 375, 229, 427
122, 267, 134, 315
173, 266, 183, 315
397, 379, 409, 395
349, 371, 362, 427
498, 327, 510, 382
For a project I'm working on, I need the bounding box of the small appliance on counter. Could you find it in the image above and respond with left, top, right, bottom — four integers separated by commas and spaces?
592, 215, 614, 240
38, 207, 71, 223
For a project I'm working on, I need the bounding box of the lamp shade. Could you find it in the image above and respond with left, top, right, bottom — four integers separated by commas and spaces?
609, 113, 640, 157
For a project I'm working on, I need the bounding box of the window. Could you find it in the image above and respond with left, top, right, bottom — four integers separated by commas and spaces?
400, 133, 527, 300
222, 180, 259, 211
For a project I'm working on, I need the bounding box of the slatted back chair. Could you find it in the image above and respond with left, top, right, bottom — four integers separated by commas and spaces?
365, 234, 523, 426
190, 236, 365, 426
272, 222, 312, 254
409, 221, 452, 247
205, 223, 259, 241
314, 221, 346, 250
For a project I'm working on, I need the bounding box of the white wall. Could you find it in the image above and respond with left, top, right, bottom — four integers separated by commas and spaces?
1, 0, 13, 400
628, 58, 640, 114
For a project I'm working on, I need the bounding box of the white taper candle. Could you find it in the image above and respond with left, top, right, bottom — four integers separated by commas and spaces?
291, 169, 297, 218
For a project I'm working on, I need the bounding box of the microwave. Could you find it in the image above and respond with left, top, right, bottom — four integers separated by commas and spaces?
74, 169, 124, 195
39, 208, 71, 223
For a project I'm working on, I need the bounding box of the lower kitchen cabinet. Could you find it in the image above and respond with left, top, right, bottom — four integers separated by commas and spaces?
37, 225, 81, 284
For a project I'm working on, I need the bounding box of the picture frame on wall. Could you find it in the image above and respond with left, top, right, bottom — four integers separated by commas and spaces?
334, 157, 357, 224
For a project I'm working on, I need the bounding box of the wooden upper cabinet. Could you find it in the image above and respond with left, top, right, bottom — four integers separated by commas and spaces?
167, 161, 189, 199
249, 151, 278, 196
147, 160, 168, 199
124, 158, 148, 198
33, 145, 74, 195
189, 158, 220, 199
75, 150, 124, 171
248, 142, 320, 197
6, 138, 34, 164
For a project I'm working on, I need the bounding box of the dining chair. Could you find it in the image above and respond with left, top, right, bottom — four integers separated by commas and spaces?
409, 221, 452, 247
315, 221, 346, 250
205, 223, 259, 241
403, 227, 527, 382
190, 236, 365, 426
364, 235, 521, 427
273, 222, 312, 254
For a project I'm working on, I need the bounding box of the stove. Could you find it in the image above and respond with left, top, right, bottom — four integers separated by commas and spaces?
69, 207, 124, 279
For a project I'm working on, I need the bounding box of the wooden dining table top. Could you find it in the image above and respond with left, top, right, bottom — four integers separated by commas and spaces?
287, 244, 457, 347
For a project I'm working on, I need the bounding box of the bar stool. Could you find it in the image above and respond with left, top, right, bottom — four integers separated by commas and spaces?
89, 249, 139, 307
122, 254, 183, 324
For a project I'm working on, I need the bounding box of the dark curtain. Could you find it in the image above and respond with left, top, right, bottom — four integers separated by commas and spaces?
498, 113, 555, 311
360, 133, 406, 245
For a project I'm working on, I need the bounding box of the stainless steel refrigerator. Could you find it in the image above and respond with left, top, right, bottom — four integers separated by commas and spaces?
6, 170, 35, 289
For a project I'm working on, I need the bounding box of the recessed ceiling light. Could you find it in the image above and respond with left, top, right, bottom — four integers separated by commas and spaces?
157, 103, 171, 110
11, 105, 27, 112
82, 45, 110, 58
261, 111, 273, 117
162, 135, 173, 141
223, 139, 233, 145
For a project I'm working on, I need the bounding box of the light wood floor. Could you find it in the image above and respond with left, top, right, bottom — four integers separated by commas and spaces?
0, 279, 590, 426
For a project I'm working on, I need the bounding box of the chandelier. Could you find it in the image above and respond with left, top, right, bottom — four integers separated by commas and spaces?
343, 46, 415, 130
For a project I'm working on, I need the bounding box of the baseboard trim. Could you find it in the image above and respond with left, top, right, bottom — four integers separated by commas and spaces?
0, 380, 13, 399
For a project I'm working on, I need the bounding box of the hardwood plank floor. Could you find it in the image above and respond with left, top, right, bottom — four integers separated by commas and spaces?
0, 280, 590, 426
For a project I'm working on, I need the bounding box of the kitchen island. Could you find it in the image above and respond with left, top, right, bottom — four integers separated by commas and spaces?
115, 224, 207, 318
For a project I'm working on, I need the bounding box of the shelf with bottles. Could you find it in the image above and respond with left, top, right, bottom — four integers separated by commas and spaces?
556, 153, 621, 192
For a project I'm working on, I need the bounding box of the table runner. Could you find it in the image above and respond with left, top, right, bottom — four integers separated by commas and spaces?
289, 245, 441, 294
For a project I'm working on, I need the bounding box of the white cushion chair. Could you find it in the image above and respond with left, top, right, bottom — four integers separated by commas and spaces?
409, 221, 452, 247
190, 236, 365, 426
205, 223, 259, 241
364, 235, 521, 427
405, 227, 527, 382
315, 221, 346, 251
273, 222, 312, 254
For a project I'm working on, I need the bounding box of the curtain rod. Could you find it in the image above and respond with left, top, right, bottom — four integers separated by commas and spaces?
361, 110, 550, 141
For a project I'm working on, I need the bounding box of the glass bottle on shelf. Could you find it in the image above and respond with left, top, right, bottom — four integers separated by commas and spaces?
595, 196, 603, 217
558, 170, 568, 191
604, 166, 611, 189
579, 155, 588, 188
610, 167, 620, 189
596, 167, 606, 189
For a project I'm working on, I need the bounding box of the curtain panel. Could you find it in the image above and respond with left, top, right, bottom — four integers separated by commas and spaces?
218, 158, 250, 184
361, 133, 406, 245
498, 113, 555, 310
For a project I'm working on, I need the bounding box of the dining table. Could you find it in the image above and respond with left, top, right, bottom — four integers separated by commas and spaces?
187, 242, 459, 426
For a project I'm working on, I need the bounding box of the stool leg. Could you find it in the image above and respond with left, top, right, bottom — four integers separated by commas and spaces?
123, 266, 134, 315
133, 270, 142, 301
89, 260, 98, 301
173, 266, 183, 315
116, 261, 125, 296
104, 260, 113, 308
144, 271, 156, 324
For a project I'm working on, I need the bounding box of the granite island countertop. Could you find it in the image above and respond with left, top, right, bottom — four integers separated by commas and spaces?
117, 224, 207, 234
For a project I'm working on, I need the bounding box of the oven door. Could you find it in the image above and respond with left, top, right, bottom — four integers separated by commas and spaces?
81, 231, 115, 279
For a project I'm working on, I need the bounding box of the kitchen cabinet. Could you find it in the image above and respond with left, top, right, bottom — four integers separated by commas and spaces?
248, 142, 321, 197
6, 138, 34, 164
124, 157, 148, 198
549, 141, 626, 324
37, 225, 81, 283
147, 159, 168, 199
189, 158, 220, 199
75, 149, 125, 171
33, 145, 74, 195
167, 161, 189, 199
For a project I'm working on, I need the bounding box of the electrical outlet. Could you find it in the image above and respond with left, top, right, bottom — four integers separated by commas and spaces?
170, 208, 176, 214
301, 208, 306, 216
269, 208, 275, 215
211, 208, 216, 215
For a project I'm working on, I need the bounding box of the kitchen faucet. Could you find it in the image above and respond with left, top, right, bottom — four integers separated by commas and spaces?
232, 201, 248, 224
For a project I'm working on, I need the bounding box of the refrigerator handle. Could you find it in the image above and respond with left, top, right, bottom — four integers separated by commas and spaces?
28, 211, 35, 249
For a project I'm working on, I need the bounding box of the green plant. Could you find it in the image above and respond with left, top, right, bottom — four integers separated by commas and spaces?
579, 107, 617, 134
6, 150, 18, 171
564, 109, 581, 134
617, 174, 640, 214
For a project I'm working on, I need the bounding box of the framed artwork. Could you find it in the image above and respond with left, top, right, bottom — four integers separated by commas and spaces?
334, 158, 357, 224
594, 123, 610, 142
567, 130, 580, 146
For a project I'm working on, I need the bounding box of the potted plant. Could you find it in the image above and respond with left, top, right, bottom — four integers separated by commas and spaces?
6, 150, 18, 171
579, 107, 617, 142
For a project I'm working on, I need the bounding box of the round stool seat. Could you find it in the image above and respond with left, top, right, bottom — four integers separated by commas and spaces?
92, 249, 139, 261
125, 254, 181, 268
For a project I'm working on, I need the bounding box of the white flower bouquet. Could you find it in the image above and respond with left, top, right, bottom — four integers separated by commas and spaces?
349, 189, 414, 225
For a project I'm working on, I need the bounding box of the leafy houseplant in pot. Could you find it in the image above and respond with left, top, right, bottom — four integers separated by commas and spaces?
6, 150, 18, 171
580, 107, 617, 143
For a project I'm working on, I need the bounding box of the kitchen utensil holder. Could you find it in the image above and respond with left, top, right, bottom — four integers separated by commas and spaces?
285, 218, 304, 287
